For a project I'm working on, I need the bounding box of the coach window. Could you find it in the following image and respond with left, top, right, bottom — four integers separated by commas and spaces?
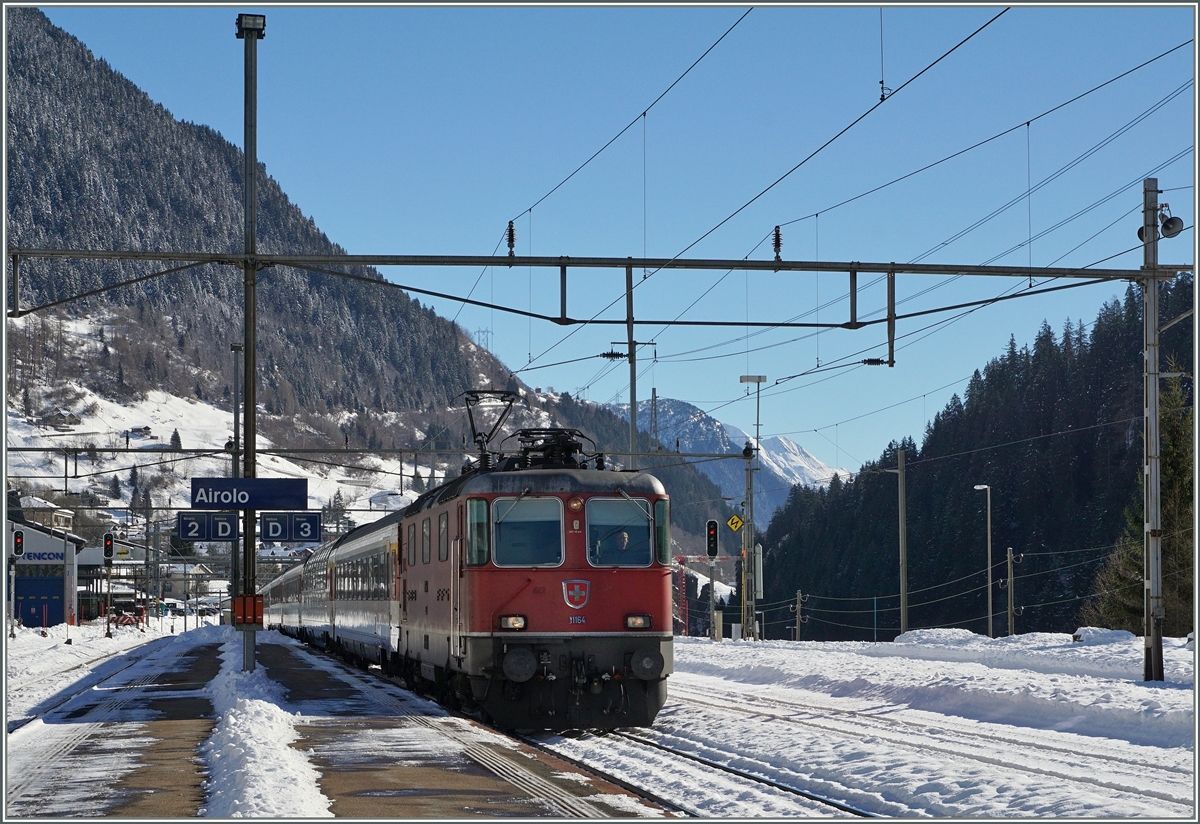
655, 499, 671, 564
438, 512, 449, 562
422, 518, 432, 564
493, 497, 563, 567
587, 498, 652, 567
407, 523, 417, 567
466, 498, 489, 566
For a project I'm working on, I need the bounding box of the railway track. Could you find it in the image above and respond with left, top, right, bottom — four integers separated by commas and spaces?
520, 728, 877, 817
671, 681, 1191, 774
5, 646, 196, 811
667, 681, 1195, 810
6, 639, 167, 733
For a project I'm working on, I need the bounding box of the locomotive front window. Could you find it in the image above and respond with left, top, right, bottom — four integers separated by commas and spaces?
587, 498, 652, 566
466, 498, 489, 566
493, 497, 563, 567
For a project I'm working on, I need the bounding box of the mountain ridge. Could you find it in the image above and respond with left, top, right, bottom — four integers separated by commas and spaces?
607, 397, 849, 524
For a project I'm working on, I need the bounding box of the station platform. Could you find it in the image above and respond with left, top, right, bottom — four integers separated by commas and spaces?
5, 629, 657, 818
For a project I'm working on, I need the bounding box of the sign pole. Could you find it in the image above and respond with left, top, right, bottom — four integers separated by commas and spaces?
105, 561, 113, 638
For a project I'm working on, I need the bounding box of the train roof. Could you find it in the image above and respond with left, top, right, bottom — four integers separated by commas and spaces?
403, 468, 666, 516
401, 427, 667, 516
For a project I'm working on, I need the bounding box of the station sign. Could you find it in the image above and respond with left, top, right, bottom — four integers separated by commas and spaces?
260, 512, 323, 543
191, 478, 307, 510
177, 511, 240, 542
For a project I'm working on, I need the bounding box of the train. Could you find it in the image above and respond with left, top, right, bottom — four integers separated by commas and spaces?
262, 422, 674, 730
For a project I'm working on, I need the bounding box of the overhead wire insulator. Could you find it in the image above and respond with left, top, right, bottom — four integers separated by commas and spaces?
862, 357, 887, 366
773, 226, 782, 262
506, 221, 516, 257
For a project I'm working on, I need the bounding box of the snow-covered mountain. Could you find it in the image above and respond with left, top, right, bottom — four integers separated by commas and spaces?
609, 398, 850, 525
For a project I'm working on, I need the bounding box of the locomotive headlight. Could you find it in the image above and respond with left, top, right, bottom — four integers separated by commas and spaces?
625, 614, 652, 629
567, 497, 583, 512
499, 615, 527, 630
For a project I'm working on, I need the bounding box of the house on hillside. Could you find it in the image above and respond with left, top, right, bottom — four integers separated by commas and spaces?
19, 494, 73, 532
35, 407, 82, 429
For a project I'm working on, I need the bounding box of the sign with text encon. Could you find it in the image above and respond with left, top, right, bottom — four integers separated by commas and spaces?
177, 511, 239, 542
260, 512, 322, 543
191, 478, 307, 510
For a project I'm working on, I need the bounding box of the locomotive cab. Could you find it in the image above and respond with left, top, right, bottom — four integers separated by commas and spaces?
399, 429, 675, 730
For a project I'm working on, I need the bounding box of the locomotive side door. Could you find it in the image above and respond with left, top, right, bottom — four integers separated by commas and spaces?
450, 503, 463, 663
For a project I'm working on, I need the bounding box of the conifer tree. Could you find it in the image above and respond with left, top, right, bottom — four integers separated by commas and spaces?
1079, 370, 1193, 634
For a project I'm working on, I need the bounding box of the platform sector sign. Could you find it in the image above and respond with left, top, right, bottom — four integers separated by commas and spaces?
177, 511, 239, 542
260, 512, 322, 543
191, 478, 307, 510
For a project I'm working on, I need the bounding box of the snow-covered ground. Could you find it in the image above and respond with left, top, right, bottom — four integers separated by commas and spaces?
5, 622, 1193, 817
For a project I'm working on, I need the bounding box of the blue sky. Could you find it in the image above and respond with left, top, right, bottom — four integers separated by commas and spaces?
35, 4, 1196, 473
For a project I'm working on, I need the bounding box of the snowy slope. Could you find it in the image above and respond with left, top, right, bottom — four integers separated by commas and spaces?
5, 382, 424, 545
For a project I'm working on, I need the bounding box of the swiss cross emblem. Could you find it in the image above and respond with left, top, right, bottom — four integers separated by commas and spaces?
563, 579, 590, 609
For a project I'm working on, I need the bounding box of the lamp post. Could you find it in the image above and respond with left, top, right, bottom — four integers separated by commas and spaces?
237, 11, 266, 673
739, 375, 766, 640
973, 484, 993, 638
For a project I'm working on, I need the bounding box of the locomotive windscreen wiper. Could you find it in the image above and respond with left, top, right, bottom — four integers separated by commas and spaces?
617, 488, 652, 520
493, 488, 532, 524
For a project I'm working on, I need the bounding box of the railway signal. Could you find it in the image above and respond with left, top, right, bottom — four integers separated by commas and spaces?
12, 530, 23, 557
706, 520, 719, 557
103, 532, 114, 561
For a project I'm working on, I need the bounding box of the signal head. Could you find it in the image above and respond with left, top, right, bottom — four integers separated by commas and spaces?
13, 530, 24, 557
103, 532, 114, 559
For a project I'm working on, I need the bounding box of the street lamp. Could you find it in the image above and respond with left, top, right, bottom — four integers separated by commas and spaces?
973, 484, 993, 638
739, 375, 766, 640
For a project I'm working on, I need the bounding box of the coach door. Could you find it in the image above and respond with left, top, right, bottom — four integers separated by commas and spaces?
450, 503, 464, 662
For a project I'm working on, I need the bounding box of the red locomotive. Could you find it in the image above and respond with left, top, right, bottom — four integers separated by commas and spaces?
263, 397, 674, 730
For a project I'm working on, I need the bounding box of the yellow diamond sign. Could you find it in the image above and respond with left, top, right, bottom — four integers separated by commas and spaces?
726, 514, 744, 532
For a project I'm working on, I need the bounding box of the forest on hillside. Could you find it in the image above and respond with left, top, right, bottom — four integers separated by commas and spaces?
4, 8, 735, 545
755, 275, 1193, 641
5, 7, 492, 430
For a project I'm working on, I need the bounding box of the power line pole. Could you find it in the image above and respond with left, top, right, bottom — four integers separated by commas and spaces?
625, 262, 637, 471
1142, 178, 1164, 682
886, 447, 908, 635
1006, 546, 1022, 637
900, 448, 908, 637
